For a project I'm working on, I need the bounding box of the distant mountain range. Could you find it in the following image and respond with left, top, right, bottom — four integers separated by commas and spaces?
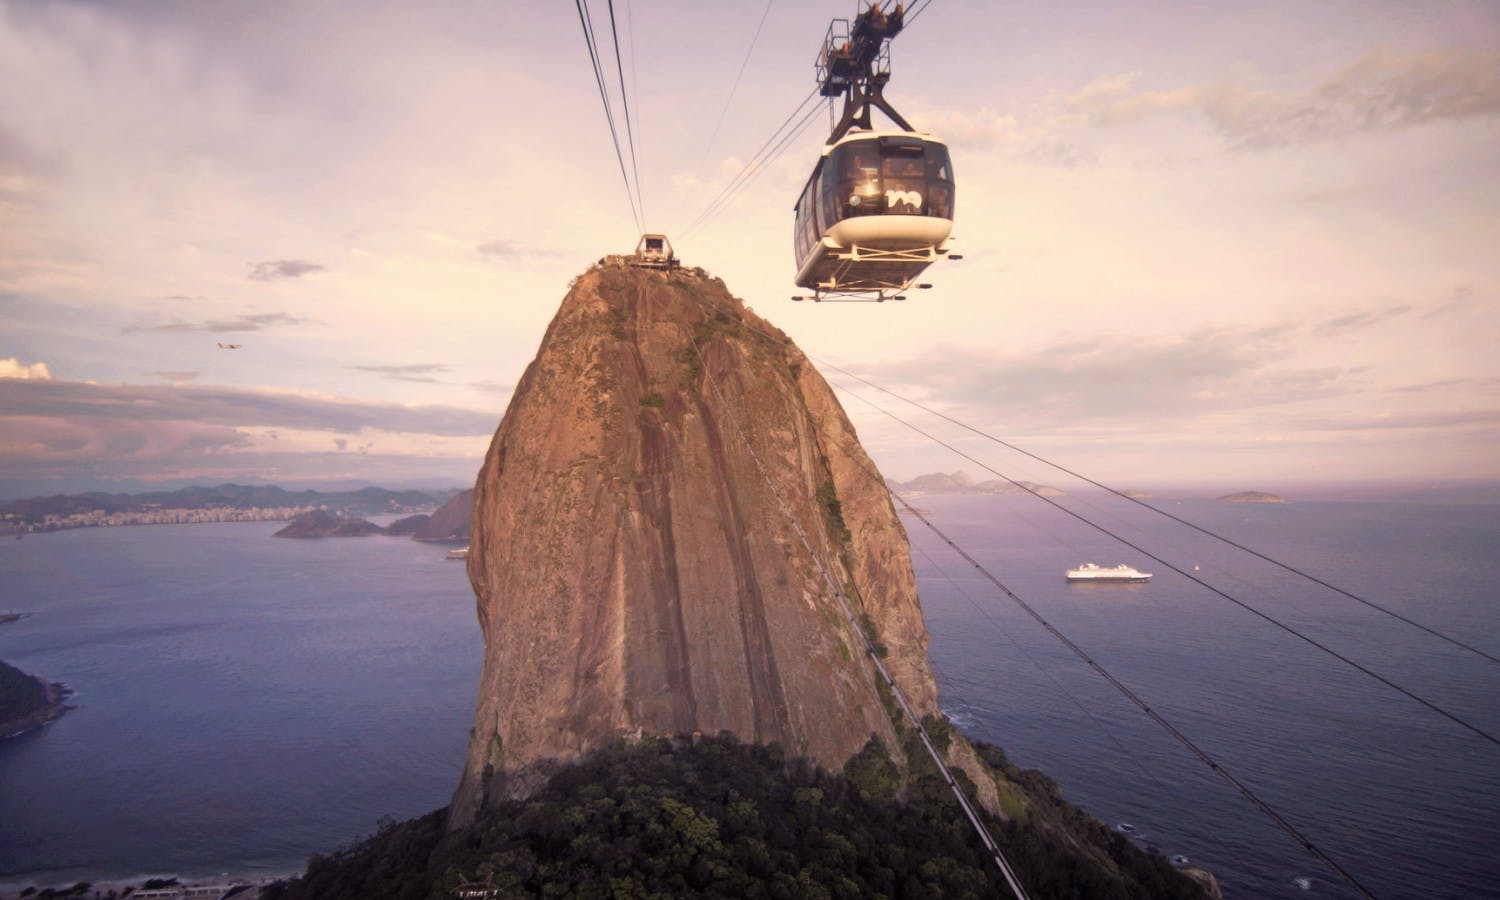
886, 471, 1065, 497
0, 483, 461, 524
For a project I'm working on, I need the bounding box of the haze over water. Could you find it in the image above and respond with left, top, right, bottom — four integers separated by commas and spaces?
1, 493, 1497, 898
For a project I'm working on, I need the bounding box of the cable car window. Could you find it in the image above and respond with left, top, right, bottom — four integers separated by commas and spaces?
882, 156, 924, 179
820, 160, 840, 231
926, 145, 952, 182
928, 182, 952, 220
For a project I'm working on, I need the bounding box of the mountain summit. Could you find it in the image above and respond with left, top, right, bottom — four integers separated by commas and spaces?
449, 261, 986, 828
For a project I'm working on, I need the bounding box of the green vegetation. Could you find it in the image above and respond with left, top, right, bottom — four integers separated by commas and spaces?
639, 392, 666, 409
266, 735, 1205, 900
607, 309, 628, 340
858, 613, 889, 659
676, 346, 704, 391
816, 480, 851, 546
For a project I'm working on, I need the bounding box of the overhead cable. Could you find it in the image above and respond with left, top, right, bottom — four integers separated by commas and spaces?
681, 89, 824, 239
606, 0, 646, 226
574, 0, 643, 231
690, 342, 1031, 899
699, 0, 777, 168
890, 492, 1379, 900
904, 0, 939, 28
816, 358, 1500, 667
823, 375, 1500, 750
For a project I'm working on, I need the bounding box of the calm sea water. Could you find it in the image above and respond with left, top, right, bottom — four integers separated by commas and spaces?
1, 497, 1497, 897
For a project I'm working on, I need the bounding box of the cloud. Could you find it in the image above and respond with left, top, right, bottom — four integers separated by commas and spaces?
844, 319, 1357, 433
143, 370, 201, 382
475, 239, 561, 263
1310, 305, 1411, 338
351, 363, 450, 383
1068, 48, 1500, 149
0, 357, 51, 380
0, 378, 498, 493
123, 312, 305, 334
912, 107, 1092, 166
470, 379, 514, 395
1295, 409, 1500, 432
247, 259, 324, 281
1421, 285, 1482, 319
1389, 376, 1500, 395
0, 378, 498, 437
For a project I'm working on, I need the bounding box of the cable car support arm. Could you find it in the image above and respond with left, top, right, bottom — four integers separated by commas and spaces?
818, 3, 915, 143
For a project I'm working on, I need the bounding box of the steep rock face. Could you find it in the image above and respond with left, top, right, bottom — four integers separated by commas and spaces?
449, 263, 946, 827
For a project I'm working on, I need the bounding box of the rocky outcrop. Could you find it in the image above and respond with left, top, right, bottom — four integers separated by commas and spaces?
412, 489, 473, 542
450, 263, 964, 828
272, 509, 383, 538
1, 659, 72, 739
1218, 490, 1284, 504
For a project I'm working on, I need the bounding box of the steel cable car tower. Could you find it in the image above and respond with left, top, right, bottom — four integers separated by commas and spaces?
792, 2, 959, 302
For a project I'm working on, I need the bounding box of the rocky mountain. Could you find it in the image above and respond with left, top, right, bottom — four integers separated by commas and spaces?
449, 262, 978, 827
271, 509, 383, 538
412, 489, 473, 542
386, 514, 431, 535
889, 470, 1065, 497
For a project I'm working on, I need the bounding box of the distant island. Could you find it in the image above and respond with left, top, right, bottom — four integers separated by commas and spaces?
1, 658, 72, 740
887, 471, 1064, 497
1218, 491, 1285, 504
0, 483, 460, 535
273, 510, 384, 538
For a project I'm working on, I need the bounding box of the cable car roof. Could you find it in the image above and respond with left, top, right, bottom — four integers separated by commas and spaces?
818, 128, 947, 158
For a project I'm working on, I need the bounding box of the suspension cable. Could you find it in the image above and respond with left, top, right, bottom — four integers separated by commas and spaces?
890, 491, 1379, 899
680, 95, 824, 240
574, 0, 643, 231
689, 341, 1030, 899
824, 375, 1500, 750
605, 0, 645, 226
908, 538, 1179, 804
680, 87, 822, 239
699, 0, 777, 168
904, 0, 940, 28
815, 357, 1500, 667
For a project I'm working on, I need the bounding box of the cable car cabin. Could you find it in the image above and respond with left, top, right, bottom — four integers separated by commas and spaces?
794, 131, 954, 300
632, 233, 679, 270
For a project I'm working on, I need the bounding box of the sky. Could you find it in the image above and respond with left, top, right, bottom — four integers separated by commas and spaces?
2, 0, 1498, 498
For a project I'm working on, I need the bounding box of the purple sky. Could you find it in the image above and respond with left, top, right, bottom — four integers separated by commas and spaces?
2, 1, 1498, 497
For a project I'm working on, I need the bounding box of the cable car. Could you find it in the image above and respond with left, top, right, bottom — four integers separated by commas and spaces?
631, 233, 679, 269
792, 2, 958, 302
794, 130, 954, 300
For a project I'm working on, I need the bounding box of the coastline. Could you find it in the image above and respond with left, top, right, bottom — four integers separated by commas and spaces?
0, 873, 284, 900
0, 678, 74, 741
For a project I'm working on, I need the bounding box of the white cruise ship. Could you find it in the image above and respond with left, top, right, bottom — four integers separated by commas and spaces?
1066, 562, 1151, 583
445, 546, 469, 560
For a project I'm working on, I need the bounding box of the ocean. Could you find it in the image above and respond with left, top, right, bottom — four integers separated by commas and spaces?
1, 495, 1497, 898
